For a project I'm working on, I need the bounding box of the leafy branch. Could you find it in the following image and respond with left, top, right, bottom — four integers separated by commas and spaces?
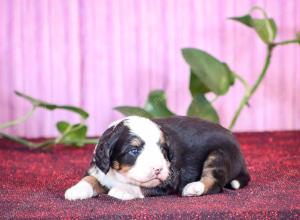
115, 6, 299, 130
0, 91, 98, 149
0, 6, 299, 150
228, 7, 299, 129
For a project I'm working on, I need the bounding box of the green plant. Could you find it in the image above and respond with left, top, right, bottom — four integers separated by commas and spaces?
0, 6, 299, 150
115, 6, 300, 129
0, 91, 98, 149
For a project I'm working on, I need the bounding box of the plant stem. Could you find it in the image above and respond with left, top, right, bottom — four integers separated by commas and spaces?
250, 6, 268, 18
0, 130, 98, 149
232, 72, 250, 91
229, 37, 299, 130
0, 106, 36, 130
273, 39, 299, 46
0, 131, 49, 149
54, 125, 73, 144
0, 131, 35, 147
229, 45, 273, 130
82, 138, 99, 144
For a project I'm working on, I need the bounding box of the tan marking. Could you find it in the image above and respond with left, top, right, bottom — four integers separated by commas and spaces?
119, 164, 132, 173
160, 133, 166, 145
201, 153, 218, 180
130, 138, 142, 147
200, 176, 216, 194
112, 160, 132, 173
112, 160, 120, 170
82, 176, 108, 194
202, 167, 216, 176
200, 152, 218, 193
204, 154, 217, 167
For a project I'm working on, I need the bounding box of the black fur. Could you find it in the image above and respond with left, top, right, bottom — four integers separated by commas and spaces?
94, 122, 126, 173
142, 116, 250, 196
110, 128, 145, 167
94, 121, 145, 173
92, 116, 250, 197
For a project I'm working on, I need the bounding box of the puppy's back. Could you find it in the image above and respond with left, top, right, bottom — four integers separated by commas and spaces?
152, 116, 249, 191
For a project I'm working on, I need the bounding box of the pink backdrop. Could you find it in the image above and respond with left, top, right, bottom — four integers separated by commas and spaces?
0, 0, 299, 137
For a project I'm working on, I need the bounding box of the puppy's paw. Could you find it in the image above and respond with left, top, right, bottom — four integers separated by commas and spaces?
108, 187, 139, 200
64, 181, 95, 201
182, 181, 205, 197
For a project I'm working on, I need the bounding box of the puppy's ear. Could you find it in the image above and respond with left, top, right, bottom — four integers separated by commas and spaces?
161, 132, 174, 162
94, 123, 124, 174
165, 140, 174, 161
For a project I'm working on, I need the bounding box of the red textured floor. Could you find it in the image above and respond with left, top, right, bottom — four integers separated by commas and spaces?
1, 131, 300, 219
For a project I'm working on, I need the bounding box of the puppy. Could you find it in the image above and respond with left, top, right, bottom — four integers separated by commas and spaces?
65, 116, 250, 200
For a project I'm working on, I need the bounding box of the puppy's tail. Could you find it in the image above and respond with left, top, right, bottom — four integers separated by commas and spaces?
226, 170, 250, 190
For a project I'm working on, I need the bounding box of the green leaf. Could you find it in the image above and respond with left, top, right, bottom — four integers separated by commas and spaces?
15, 91, 89, 119
114, 106, 153, 119
187, 94, 219, 123
230, 14, 277, 44
56, 106, 89, 119
229, 14, 253, 27
182, 48, 234, 95
295, 32, 300, 44
114, 91, 174, 119
252, 18, 277, 44
56, 121, 70, 134
144, 90, 175, 117
189, 70, 210, 96
223, 63, 235, 86
63, 124, 88, 147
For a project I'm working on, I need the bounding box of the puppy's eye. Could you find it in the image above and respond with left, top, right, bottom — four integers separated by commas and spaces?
128, 148, 139, 156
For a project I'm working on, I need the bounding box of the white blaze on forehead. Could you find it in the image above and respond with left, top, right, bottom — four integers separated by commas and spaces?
123, 116, 161, 143
122, 116, 169, 186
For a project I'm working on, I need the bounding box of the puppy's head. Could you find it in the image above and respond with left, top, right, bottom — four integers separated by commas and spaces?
94, 116, 171, 188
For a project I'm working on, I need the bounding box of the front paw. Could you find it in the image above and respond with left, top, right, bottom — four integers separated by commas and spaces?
182, 181, 205, 197
64, 181, 95, 201
108, 187, 140, 200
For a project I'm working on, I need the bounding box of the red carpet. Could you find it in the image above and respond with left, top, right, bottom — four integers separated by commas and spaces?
1, 131, 300, 219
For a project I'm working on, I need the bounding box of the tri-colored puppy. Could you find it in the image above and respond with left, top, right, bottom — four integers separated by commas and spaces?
65, 116, 250, 200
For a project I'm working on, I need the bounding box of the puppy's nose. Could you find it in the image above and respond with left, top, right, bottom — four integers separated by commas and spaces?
153, 167, 163, 175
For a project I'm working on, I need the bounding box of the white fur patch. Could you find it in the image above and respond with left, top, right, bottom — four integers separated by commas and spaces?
64, 180, 97, 201
123, 116, 170, 186
182, 181, 205, 197
88, 165, 121, 189
89, 116, 170, 198
108, 186, 144, 200
124, 116, 161, 143
230, 180, 240, 189
88, 165, 144, 200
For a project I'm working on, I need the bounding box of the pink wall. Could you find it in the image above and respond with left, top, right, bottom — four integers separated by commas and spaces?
0, 0, 299, 137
